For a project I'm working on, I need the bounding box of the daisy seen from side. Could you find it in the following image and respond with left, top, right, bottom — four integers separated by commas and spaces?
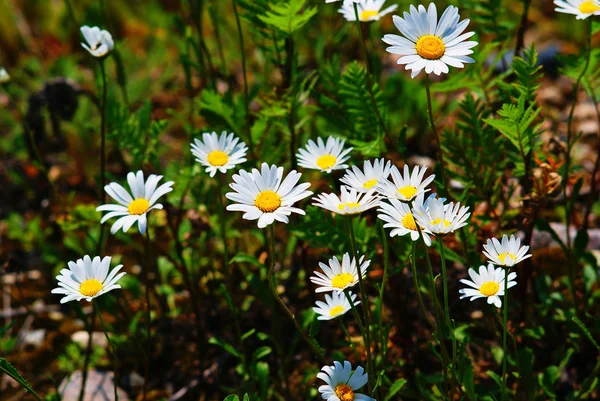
190, 131, 248, 177
459, 264, 517, 308
376, 164, 435, 202
482, 234, 532, 267
311, 253, 371, 293
80, 25, 114, 57
340, 158, 392, 192
51, 256, 126, 304
339, 0, 398, 22
412, 196, 470, 235
297, 137, 352, 173
313, 186, 380, 216
313, 291, 361, 321
97, 171, 174, 235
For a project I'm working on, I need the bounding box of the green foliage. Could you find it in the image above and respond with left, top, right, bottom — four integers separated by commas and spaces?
0, 358, 42, 400
57, 343, 104, 373
257, 0, 317, 36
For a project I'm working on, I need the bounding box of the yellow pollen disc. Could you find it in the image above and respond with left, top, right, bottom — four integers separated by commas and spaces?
254, 190, 281, 213
128, 198, 150, 215
338, 202, 361, 211
479, 281, 500, 297
431, 218, 452, 227
316, 154, 337, 170
331, 273, 354, 289
402, 213, 417, 231
207, 150, 229, 166
329, 305, 346, 317
359, 9, 379, 21
335, 384, 355, 401
416, 35, 446, 60
362, 179, 377, 189
398, 185, 418, 199
579, 1, 600, 13
80, 279, 103, 297
498, 252, 516, 265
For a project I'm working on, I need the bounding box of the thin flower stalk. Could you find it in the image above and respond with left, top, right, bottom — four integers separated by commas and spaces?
94, 304, 119, 401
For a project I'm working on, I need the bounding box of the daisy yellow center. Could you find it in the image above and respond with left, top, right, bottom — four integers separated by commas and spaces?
359, 9, 379, 21
579, 1, 600, 13
80, 279, 103, 297
402, 213, 418, 231
128, 198, 150, 215
329, 305, 346, 317
416, 35, 446, 60
207, 150, 229, 166
431, 218, 452, 227
398, 185, 418, 199
335, 384, 355, 401
255, 190, 281, 213
362, 179, 378, 189
479, 281, 500, 297
317, 154, 337, 170
331, 273, 354, 289
338, 202, 361, 211
498, 252, 516, 265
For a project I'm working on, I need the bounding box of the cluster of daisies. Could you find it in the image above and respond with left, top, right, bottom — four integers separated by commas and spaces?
46, 0, 593, 399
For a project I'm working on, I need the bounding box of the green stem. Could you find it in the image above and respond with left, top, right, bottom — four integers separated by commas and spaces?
78, 310, 96, 401
231, 0, 254, 158
352, 3, 389, 148
267, 225, 327, 364
346, 218, 375, 396
502, 268, 510, 401
424, 74, 449, 195
378, 222, 389, 357
94, 303, 118, 401
410, 241, 435, 329
563, 18, 592, 310
143, 229, 152, 401
340, 318, 358, 356
96, 60, 108, 255
438, 237, 456, 401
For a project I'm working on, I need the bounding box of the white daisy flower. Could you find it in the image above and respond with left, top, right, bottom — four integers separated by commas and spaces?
459, 264, 517, 308
190, 131, 248, 177
80, 25, 114, 58
0, 67, 10, 84
375, 164, 435, 202
413, 197, 470, 235
377, 193, 437, 246
97, 171, 174, 235
317, 360, 376, 401
339, 0, 398, 22
51, 256, 126, 304
297, 137, 352, 173
382, 3, 478, 78
340, 159, 392, 192
312, 186, 380, 216
313, 291, 361, 321
554, 0, 600, 19
310, 253, 371, 293
225, 163, 312, 228
482, 234, 532, 267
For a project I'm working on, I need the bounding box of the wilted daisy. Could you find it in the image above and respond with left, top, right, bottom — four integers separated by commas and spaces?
313, 291, 361, 321
297, 137, 352, 173
413, 197, 470, 235
382, 3, 477, 78
0, 67, 9, 84
482, 234, 531, 267
339, 0, 398, 22
459, 264, 517, 308
51, 256, 126, 304
97, 171, 174, 234
80, 25, 114, 58
378, 193, 437, 246
311, 253, 371, 293
340, 159, 392, 192
226, 163, 312, 228
317, 360, 376, 401
313, 186, 380, 216
554, 0, 600, 19
376, 164, 435, 202
190, 131, 248, 177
